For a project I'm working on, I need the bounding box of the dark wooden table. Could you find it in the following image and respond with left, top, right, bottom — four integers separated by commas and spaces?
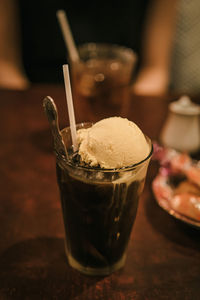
0, 84, 199, 300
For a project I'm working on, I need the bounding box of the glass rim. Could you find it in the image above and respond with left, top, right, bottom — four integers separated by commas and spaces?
77, 42, 137, 63
56, 123, 153, 173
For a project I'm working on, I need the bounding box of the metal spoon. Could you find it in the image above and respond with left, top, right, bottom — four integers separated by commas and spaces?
43, 96, 68, 159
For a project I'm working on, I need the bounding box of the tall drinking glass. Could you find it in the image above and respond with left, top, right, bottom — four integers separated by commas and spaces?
69, 43, 137, 117
55, 122, 153, 276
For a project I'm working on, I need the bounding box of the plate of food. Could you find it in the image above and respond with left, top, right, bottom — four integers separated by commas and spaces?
152, 143, 200, 228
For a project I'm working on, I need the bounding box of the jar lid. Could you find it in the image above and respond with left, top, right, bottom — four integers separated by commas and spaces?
169, 95, 200, 115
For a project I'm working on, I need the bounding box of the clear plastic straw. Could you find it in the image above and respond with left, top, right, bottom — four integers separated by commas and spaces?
63, 64, 78, 152
57, 10, 79, 63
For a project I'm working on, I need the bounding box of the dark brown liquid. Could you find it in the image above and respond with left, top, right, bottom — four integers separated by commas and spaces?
71, 59, 131, 118
56, 160, 144, 270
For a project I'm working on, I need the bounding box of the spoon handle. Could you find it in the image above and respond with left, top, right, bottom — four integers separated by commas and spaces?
43, 96, 68, 158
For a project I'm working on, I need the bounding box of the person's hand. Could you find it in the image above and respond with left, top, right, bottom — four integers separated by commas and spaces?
0, 63, 30, 90
131, 67, 169, 96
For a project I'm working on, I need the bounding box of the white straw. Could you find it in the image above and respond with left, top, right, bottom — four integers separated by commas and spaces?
63, 64, 78, 152
57, 10, 79, 63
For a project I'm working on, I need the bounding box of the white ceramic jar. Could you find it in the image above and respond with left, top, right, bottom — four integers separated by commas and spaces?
160, 95, 200, 153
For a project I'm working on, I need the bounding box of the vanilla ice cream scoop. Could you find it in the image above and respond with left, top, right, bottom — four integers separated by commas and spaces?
77, 117, 150, 169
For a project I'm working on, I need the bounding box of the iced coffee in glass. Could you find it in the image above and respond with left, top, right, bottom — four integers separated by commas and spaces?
55, 117, 152, 276
69, 43, 137, 116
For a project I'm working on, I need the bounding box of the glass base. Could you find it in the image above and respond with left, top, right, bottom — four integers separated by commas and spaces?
66, 250, 126, 276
